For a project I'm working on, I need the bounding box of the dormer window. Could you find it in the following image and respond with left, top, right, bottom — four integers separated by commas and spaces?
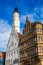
11, 41, 14, 47
15, 43, 16, 46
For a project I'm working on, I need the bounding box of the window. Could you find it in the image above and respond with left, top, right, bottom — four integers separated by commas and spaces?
37, 36, 41, 41
9, 47, 10, 50
7, 53, 8, 57
9, 52, 10, 56
14, 51, 15, 54
37, 36, 43, 42
15, 43, 16, 46
42, 47, 43, 51
11, 41, 14, 47
38, 46, 41, 52
17, 49, 18, 53
13, 59, 18, 64
38, 46, 43, 52
11, 59, 12, 64
41, 36, 43, 41
36, 28, 42, 32
11, 52, 13, 55
9, 59, 10, 64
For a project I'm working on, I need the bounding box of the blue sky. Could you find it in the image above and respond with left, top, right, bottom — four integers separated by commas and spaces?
0, 0, 43, 52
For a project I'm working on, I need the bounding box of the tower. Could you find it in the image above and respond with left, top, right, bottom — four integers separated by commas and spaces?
12, 7, 20, 33
5, 7, 20, 65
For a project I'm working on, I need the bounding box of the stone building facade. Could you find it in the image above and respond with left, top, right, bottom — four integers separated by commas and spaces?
19, 17, 43, 65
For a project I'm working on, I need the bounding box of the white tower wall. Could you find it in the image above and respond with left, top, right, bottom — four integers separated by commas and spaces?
13, 11, 20, 33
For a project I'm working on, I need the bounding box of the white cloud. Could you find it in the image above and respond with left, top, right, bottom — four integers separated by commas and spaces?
20, 15, 26, 24
20, 6, 43, 34
40, 7, 43, 18
33, 7, 43, 20
20, 14, 35, 24
20, 6, 43, 24
0, 19, 11, 52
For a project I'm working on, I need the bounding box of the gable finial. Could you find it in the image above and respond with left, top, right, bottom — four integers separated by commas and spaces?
26, 16, 28, 21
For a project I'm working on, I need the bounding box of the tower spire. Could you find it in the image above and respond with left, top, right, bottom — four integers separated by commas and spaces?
13, 6, 19, 13
26, 16, 28, 21
14, 6, 19, 12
